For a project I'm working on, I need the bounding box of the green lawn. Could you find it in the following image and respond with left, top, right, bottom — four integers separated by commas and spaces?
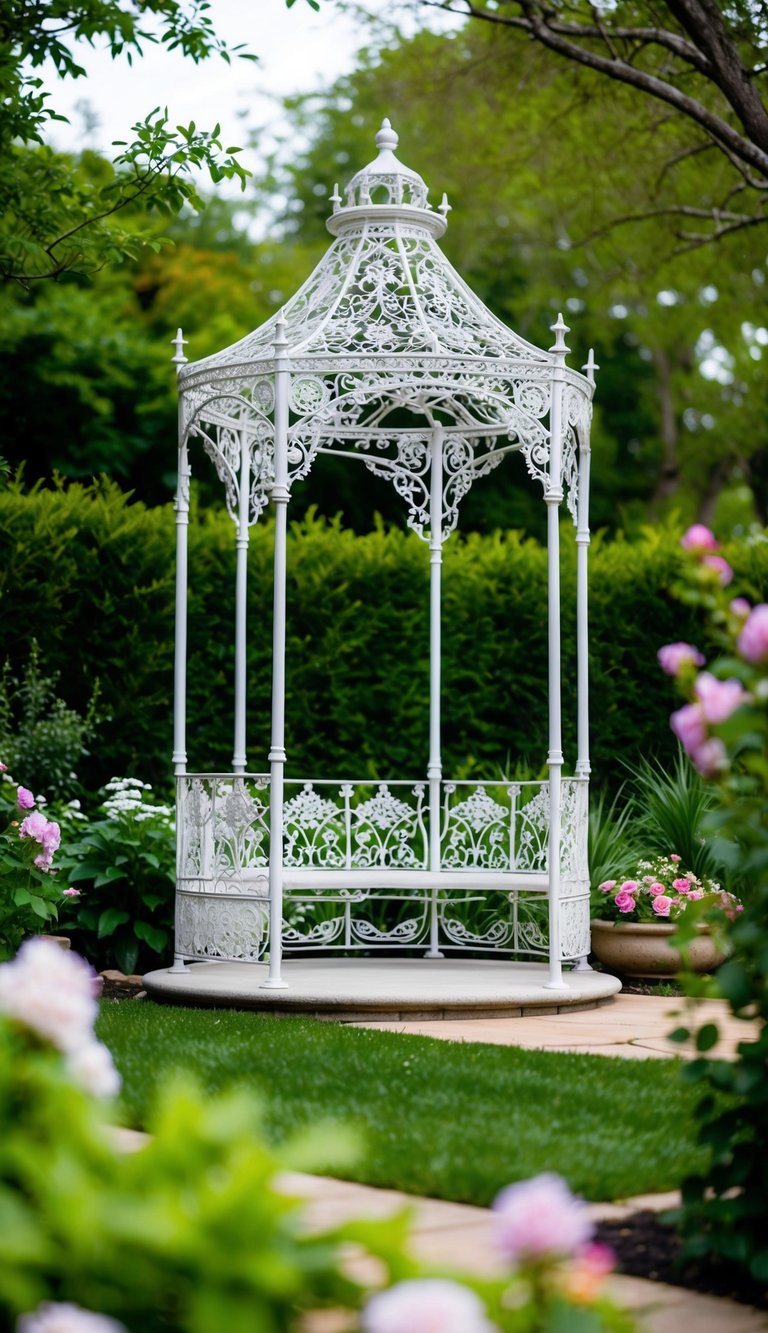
97, 1001, 708, 1206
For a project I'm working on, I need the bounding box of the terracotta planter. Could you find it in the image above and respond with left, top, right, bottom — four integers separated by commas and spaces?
590, 919, 725, 979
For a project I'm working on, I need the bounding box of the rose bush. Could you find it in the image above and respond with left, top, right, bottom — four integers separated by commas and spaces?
0, 763, 65, 959
591, 852, 740, 926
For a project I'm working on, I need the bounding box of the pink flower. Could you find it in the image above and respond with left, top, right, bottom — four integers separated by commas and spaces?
563, 1241, 615, 1303
18, 1304, 127, 1333
361, 1280, 492, 1333
670, 854, 682, 863
681, 524, 718, 551
0, 939, 99, 1052
652, 895, 672, 917
619, 880, 638, 893
19, 810, 49, 843
0, 761, 7, 773
738, 604, 768, 665
730, 598, 750, 619
19, 812, 60, 867
614, 890, 636, 913
689, 889, 704, 901
649, 882, 666, 896
493, 1173, 593, 1263
657, 642, 705, 676
694, 673, 747, 724
597, 880, 616, 893
16, 786, 35, 810
692, 737, 727, 778
670, 702, 707, 756
65, 1041, 121, 1099
702, 555, 733, 586
672, 878, 690, 893
63, 887, 81, 898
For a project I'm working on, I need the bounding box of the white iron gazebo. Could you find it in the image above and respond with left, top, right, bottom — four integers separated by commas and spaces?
168, 120, 597, 996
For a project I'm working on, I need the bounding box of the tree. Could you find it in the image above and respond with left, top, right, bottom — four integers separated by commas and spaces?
420, 0, 768, 252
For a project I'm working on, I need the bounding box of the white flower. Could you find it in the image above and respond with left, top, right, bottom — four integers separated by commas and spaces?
18, 1303, 127, 1333
361, 1280, 495, 1333
0, 940, 98, 1054
66, 1040, 121, 1099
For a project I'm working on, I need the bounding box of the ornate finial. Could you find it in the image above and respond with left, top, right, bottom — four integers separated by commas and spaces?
550, 312, 570, 356
375, 117, 399, 154
171, 327, 188, 368
274, 312, 287, 353
583, 348, 599, 385
329, 182, 342, 211
438, 192, 452, 219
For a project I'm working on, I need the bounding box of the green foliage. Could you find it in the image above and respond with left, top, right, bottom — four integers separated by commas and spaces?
1, 483, 766, 794
58, 779, 176, 974
625, 750, 728, 881
587, 788, 641, 892
660, 539, 768, 1282
0, 773, 62, 959
0, 641, 100, 798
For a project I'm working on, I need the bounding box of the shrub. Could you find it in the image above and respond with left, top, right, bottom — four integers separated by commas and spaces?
0, 640, 101, 798
0, 766, 63, 959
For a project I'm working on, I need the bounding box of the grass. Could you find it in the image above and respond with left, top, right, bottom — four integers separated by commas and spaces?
97, 1001, 710, 1207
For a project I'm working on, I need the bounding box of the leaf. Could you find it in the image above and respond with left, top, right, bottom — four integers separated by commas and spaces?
97, 907, 130, 938
134, 920, 168, 952
93, 866, 126, 888
695, 1023, 720, 1053
114, 937, 139, 975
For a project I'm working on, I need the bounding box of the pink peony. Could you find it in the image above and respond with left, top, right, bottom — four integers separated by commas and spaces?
672, 878, 690, 893
692, 737, 727, 778
657, 642, 705, 676
670, 702, 707, 756
597, 880, 616, 893
738, 604, 768, 665
694, 673, 747, 724
681, 524, 718, 551
19, 810, 48, 843
0, 761, 7, 772
493, 1173, 593, 1263
702, 555, 733, 586
63, 887, 81, 898
649, 882, 666, 896
361, 1280, 493, 1333
651, 895, 672, 917
0, 939, 98, 1052
18, 1305, 127, 1333
670, 854, 682, 863
17, 786, 35, 809
613, 890, 636, 913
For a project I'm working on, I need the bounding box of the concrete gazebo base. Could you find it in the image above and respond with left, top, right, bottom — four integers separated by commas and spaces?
143, 957, 621, 1018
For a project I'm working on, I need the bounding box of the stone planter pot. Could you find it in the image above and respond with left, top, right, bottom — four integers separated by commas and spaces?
590, 919, 725, 979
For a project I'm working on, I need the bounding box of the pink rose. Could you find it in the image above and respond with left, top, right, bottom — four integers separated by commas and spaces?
619, 880, 638, 893
19, 810, 49, 844
702, 555, 733, 586
493, 1173, 593, 1262
649, 882, 666, 896
670, 853, 682, 862
670, 703, 707, 755
694, 673, 747, 724
692, 737, 727, 777
614, 889, 636, 913
681, 524, 718, 551
597, 880, 616, 892
689, 889, 704, 901
672, 878, 690, 893
738, 604, 768, 665
657, 642, 705, 676
652, 895, 672, 917
16, 786, 35, 810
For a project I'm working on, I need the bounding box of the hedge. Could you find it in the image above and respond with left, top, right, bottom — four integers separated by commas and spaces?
1, 480, 765, 794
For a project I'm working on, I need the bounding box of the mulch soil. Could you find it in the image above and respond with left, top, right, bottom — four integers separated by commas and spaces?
100, 974, 765, 1311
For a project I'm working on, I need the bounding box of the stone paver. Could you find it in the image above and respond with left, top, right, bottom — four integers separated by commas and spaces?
349, 992, 760, 1060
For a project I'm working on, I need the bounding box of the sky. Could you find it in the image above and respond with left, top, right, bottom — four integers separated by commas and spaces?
43, 0, 460, 204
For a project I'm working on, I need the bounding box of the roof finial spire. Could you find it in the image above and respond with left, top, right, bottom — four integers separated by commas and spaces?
375, 117, 399, 154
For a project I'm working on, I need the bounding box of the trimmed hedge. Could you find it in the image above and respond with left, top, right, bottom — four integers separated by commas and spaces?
1, 481, 765, 793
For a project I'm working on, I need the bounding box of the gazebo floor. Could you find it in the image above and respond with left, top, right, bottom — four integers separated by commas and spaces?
143, 957, 621, 1018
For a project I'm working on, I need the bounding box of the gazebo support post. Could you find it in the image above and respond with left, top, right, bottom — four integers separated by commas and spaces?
574, 350, 597, 971
232, 429, 250, 775
426, 426, 444, 959
544, 314, 569, 991
262, 317, 290, 989
171, 330, 189, 974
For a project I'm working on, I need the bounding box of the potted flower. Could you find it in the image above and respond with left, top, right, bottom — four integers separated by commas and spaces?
590, 853, 741, 977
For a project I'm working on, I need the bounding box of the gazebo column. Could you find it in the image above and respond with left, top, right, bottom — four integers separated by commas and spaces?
263, 315, 290, 990
426, 426, 444, 959
544, 314, 569, 991
232, 429, 251, 774
574, 351, 597, 971
171, 329, 189, 974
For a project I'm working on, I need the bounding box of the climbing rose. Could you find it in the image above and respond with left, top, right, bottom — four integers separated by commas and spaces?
657, 642, 705, 676
18, 1305, 127, 1333
702, 555, 733, 586
16, 786, 35, 809
492, 1173, 593, 1263
681, 524, 718, 551
361, 1280, 493, 1333
651, 895, 673, 917
694, 673, 747, 724
738, 604, 768, 665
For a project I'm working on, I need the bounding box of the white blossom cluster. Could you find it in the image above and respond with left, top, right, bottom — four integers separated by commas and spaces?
0, 939, 120, 1097
101, 777, 174, 829
18, 1303, 127, 1333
